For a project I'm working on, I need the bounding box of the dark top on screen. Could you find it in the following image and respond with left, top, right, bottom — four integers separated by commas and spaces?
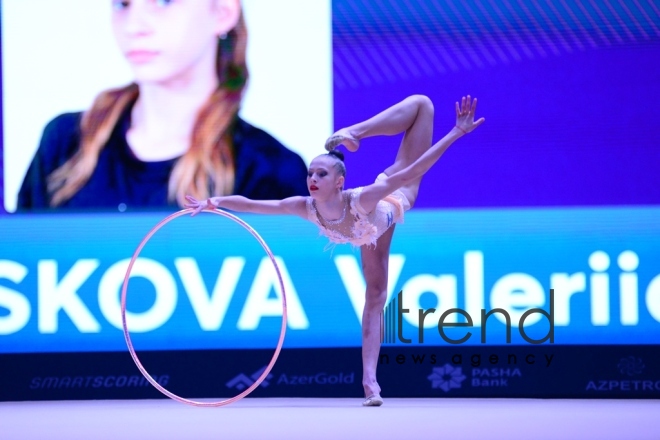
17, 106, 309, 212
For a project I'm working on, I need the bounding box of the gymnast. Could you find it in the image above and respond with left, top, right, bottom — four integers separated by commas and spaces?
185, 94, 485, 406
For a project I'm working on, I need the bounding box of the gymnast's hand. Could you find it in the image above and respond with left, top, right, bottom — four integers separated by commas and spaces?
455, 95, 485, 134
184, 195, 216, 216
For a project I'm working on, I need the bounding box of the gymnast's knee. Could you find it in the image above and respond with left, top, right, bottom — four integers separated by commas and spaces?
409, 95, 434, 115
365, 286, 387, 309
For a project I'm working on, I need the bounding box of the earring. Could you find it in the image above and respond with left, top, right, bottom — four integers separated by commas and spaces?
219, 33, 228, 40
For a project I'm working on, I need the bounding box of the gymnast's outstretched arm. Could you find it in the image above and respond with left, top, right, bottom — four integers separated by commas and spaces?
184, 195, 308, 218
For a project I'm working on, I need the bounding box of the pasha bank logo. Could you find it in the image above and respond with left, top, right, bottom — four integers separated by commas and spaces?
427, 364, 466, 392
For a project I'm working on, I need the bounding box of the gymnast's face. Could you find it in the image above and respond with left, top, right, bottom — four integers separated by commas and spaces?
307, 156, 344, 200
111, 0, 240, 85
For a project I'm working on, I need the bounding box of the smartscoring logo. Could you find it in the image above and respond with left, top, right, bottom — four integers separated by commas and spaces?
29, 374, 169, 390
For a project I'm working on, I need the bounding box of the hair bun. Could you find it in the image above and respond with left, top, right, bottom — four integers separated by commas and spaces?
327, 149, 345, 162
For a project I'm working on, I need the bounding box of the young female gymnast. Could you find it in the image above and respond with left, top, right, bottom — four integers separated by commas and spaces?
185, 94, 485, 406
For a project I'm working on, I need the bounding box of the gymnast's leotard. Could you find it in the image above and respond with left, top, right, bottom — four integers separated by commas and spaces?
306, 174, 411, 248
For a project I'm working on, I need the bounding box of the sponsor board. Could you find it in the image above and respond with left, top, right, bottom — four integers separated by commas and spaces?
586, 356, 660, 394
226, 366, 355, 391
1, 347, 658, 401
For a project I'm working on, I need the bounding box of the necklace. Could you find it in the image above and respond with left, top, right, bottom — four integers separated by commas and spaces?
313, 193, 347, 225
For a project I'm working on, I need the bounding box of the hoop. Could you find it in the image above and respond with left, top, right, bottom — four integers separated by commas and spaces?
120, 208, 287, 407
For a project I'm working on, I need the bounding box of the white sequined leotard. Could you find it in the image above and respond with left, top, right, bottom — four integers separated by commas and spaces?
306, 174, 411, 248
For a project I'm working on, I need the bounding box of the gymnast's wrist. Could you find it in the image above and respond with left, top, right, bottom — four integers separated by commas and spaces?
207, 197, 218, 209
454, 125, 468, 136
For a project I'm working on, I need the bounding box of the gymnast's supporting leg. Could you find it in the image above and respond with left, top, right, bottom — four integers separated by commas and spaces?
359, 225, 396, 405
327, 94, 434, 206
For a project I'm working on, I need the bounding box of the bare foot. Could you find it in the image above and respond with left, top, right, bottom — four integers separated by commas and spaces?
325, 129, 360, 152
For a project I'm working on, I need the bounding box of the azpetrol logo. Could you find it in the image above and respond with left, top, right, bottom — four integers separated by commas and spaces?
586, 356, 660, 393
617, 356, 645, 376
382, 289, 555, 345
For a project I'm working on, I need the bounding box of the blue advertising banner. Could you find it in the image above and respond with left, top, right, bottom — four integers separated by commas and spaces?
1, 206, 659, 354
